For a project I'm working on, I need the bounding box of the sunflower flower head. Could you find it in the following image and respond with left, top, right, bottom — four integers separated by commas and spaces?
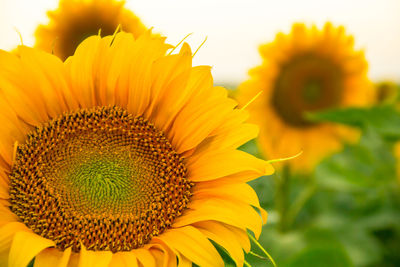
0, 31, 273, 267
35, 0, 146, 60
237, 22, 371, 172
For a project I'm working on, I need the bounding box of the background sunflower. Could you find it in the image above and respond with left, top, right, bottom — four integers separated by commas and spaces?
34, 0, 147, 60
237, 22, 371, 172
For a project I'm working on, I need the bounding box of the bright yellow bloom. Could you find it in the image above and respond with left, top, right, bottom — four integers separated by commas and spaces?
0, 32, 273, 267
35, 0, 146, 61
237, 22, 371, 172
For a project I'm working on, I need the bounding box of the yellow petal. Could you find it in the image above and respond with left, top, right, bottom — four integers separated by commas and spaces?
150, 249, 165, 267
0, 222, 30, 265
147, 241, 177, 267
171, 88, 238, 154
65, 35, 102, 108
0, 50, 46, 126
0, 205, 19, 226
188, 149, 273, 182
0, 179, 9, 200
224, 224, 251, 253
193, 182, 268, 224
194, 170, 269, 187
194, 182, 260, 209
17, 46, 75, 117
9, 231, 55, 267
209, 107, 249, 136
0, 166, 9, 184
147, 45, 192, 132
34, 247, 71, 267
124, 33, 171, 115
78, 245, 112, 267
109, 252, 138, 267
0, 97, 29, 166
173, 198, 263, 238
191, 123, 259, 158
156, 226, 223, 267
193, 221, 245, 267
88, 35, 117, 107
66, 252, 79, 267
177, 254, 192, 267
130, 248, 156, 267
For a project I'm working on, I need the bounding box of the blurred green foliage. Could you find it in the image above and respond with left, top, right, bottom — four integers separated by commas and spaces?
241, 103, 400, 266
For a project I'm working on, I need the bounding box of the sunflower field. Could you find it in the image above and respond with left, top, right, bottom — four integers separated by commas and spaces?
0, 0, 399, 267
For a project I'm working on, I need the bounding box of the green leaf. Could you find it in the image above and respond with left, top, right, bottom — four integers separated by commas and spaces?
283, 245, 353, 267
283, 228, 353, 267
307, 107, 367, 127
315, 128, 396, 191
247, 225, 306, 266
308, 105, 400, 139
336, 226, 382, 266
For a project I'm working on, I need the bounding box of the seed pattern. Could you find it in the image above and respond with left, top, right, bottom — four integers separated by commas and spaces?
9, 106, 193, 252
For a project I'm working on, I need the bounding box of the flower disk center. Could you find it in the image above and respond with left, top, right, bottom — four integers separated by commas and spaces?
271, 54, 344, 127
9, 106, 193, 252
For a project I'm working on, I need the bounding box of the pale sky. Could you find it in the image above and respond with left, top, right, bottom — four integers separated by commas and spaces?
1, 0, 399, 84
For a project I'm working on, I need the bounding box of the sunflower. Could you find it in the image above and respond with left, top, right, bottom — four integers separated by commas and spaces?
237, 22, 370, 172
0, 31, 273, 267
35, 0, 146, 61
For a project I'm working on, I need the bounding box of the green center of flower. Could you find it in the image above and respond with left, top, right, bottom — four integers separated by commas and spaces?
56, 155, 144, 216
9, 106, 193, 252
303, 79, 322, 103
271, 53, 344, 127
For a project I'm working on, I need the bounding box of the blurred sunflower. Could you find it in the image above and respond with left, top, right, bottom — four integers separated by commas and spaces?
35, 0, 146, 60
0, 32, 273, 267
237, 22, 370, 172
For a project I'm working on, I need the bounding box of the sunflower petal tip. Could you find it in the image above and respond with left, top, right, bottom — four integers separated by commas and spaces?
264, 162, 275, 176
180, 42, 192, 55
